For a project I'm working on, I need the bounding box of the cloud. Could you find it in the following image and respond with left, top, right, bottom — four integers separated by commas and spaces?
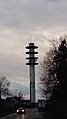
0, 0, 67, 99
0, 0, 67, 29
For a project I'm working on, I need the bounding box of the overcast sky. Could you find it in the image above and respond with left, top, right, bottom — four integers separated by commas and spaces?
0, 0, 67, 100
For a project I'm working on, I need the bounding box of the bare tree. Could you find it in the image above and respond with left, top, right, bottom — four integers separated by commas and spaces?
0, 76, 11, 99
40, 37, 67, 100
40, 48, 57, 99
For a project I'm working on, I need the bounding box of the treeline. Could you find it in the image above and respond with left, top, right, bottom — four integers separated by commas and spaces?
0, 97, 23, 117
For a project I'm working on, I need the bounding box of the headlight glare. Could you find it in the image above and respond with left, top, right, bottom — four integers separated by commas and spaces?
22, 110, 24, 112
17, 110, 19, 112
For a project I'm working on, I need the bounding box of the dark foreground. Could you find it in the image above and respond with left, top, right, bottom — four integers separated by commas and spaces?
46, 99, 67, 119
0, 99, 67, 119
0, 106, 67, 119
0, 108, 45, 119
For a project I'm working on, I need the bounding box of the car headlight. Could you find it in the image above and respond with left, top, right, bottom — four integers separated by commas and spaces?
22, 110, 24, 112
17, 110, 19, 112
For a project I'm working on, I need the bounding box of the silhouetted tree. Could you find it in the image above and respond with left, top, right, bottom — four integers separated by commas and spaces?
40, 38, 67, 100
0, 76, 11, 99
52, 39, 67, 99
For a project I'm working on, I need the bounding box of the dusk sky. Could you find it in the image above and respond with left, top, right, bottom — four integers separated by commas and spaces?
0, 0, 67, 100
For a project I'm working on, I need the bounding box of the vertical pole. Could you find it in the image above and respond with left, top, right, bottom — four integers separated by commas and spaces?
30, 64, 35, 103
29, 44, 35, 103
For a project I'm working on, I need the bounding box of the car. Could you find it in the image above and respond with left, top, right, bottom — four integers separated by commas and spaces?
17, 107, 25, 114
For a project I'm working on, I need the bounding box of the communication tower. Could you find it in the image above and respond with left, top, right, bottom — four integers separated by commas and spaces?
25, 43, 38, 103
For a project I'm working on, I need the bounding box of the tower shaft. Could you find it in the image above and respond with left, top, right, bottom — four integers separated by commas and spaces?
26, 43, 38, 103
30, 64, 35, 102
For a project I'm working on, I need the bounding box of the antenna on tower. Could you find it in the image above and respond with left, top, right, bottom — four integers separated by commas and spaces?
29, 35, 32, 43
28, 35, 33, 44
28, 35, 32, 44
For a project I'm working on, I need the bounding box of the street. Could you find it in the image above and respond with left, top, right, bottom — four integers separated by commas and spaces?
0, 108, 45, 119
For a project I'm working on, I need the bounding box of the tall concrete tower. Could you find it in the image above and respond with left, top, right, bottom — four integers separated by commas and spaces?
26, 43, 38, 103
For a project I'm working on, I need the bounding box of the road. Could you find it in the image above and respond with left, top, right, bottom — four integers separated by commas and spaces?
0, 108, 45, 119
